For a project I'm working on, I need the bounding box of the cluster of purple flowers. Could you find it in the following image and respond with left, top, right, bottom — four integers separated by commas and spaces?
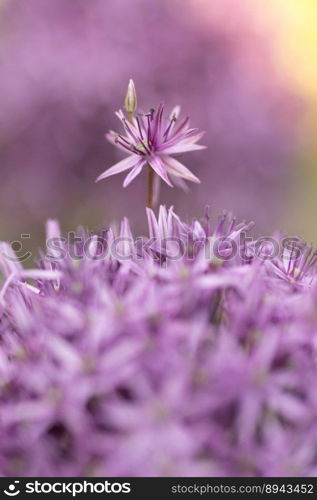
0, 206, 317, 477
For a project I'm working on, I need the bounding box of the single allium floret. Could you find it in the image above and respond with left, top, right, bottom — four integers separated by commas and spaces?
265, 240, 317, 287
96, 80, 205, 189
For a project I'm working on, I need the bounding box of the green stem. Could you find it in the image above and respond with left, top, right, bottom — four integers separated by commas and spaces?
147, 164, 154, 209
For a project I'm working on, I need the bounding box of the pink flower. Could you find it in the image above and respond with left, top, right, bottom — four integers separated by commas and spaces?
96, 82, 205, 190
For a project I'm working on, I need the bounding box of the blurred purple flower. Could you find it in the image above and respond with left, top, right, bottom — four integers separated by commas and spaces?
265, 241, 317, 287
0, 206, 317, 477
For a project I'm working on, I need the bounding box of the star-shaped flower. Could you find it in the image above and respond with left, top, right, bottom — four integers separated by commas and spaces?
96, 81, 205, 190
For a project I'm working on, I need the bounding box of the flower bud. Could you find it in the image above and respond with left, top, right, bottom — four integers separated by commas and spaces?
124, 79, 137, 117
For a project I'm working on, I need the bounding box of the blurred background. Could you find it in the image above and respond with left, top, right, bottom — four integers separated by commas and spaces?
0, 0, 316, 253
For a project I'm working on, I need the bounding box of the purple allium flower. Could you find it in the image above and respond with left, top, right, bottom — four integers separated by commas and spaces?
265, 240, 317, 288
1, 206, 317, 477
96, 82, 204, 194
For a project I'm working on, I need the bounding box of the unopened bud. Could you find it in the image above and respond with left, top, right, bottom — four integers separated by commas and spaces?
124, 79, 137, 118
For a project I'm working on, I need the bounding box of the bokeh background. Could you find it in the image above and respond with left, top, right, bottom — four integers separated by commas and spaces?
0, 0, 316, 255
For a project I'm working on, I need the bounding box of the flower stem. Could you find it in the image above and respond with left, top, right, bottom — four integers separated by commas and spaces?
147, 164, 154, 209
209, 290, 225, 325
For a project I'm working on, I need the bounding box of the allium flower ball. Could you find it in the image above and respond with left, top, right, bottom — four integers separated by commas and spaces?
1, 206, 317, 477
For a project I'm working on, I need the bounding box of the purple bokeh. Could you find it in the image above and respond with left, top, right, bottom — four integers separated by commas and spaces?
0, 0, 301, 242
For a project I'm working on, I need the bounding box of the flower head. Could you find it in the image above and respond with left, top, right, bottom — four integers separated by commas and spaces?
265, 239, 317, 287
0, 207, 317, 476
96, 81, 205, 190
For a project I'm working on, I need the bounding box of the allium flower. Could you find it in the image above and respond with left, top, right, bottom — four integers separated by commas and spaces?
265, 240, 317, 287
1, 206, 317, 477
96, 81, 205, 195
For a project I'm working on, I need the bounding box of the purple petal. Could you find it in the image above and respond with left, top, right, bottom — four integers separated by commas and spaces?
150, 103, 164, 145
148, 156, 173, 187
95, 155, 137, 182
162, 142, 206, 155
146, 208, 160, 239
123, 161, 145, 187
169, 174, 190, 192
163, 156, 200, 183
